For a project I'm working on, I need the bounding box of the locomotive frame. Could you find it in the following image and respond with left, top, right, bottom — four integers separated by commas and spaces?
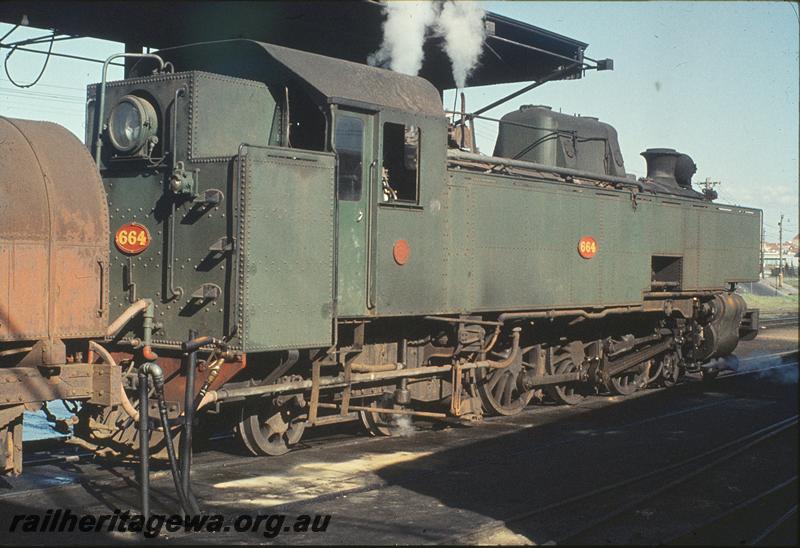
1, 37, 761, 478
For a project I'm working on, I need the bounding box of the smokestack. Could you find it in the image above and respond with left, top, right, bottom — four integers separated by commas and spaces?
641, 148, 696, 189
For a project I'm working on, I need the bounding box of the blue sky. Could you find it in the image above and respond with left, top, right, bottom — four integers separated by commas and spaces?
1, 1, 797, 239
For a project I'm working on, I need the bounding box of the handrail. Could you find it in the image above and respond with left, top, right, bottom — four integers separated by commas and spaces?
447, 149, 644, 192
93, 52, 168, 165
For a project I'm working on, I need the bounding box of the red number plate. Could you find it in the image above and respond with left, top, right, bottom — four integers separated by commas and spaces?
115, 223, 151, 255
578, 236, 598, 259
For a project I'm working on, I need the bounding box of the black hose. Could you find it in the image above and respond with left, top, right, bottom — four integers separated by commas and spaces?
140, 361, 196, 515
180, 329, 199, 514
138, 371, 150, 519
156, 390, 193, 515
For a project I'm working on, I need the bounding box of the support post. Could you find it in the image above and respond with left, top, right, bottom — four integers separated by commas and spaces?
124, 43, 143, 77
138, 370, 150, 519
778, 214, 784, 288
180, 329, 197, 507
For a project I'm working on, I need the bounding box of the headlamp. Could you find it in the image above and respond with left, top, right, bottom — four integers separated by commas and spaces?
107, 95, 157, 154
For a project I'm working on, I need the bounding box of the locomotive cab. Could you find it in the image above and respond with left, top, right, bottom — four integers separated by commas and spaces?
88, 39, 447, 354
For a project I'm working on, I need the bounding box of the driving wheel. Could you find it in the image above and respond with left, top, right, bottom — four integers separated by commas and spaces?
476, 359, 534, 416
238, 386, 307, 456
545, 349, 586, 405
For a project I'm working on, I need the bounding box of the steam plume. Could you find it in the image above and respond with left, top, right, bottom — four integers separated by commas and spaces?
735, 357, 799, 385
435, 1, 486, 88
390, 414, 416, 437
367, 1, 438, 76
369, 1, 487, 88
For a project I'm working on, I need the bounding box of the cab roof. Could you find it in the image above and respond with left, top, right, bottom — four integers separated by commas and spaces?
152, 40, 445, 118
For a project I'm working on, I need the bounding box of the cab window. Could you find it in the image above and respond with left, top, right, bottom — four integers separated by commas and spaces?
335, 115, 364, 201
381, 122, 419, 203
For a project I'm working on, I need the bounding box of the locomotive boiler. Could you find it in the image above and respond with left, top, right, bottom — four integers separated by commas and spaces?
1, 38, 761, 474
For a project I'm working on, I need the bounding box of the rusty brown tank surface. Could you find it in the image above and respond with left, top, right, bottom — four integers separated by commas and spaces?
0, 117, 108, 344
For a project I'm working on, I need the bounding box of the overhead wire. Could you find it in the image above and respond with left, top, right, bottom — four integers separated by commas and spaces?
0, 86, 86, 103
0, 24, 19, 44
3, 31, 56, 88
0, 43, 125, 67
0, 78, 84, 91
3, 33, 78, 48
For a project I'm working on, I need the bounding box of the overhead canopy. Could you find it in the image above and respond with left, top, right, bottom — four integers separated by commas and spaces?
0, 1, 589, 90
153, 40, 445, 118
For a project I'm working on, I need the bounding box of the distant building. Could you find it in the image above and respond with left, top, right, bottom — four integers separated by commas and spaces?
762, 240, 798, 277
762, 236, 797, 275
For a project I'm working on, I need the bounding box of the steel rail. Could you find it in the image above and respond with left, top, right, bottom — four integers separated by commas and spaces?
20, 354, 796, 470
20, 354, 797, 472
748, 504, 798, 545
15, 370, 743, 471
147, 388, 800, 517
555, 416, 798, 544
661, 475, 797, 544
10, 365, 797, 530
719, 358, 798, 380
759, 316, 799, 329
442, 414, 798, 545
193, 358, 799, 519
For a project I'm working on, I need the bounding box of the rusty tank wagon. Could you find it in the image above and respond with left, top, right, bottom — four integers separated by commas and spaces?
0, 39, 760, 488
0, 117, 114, 474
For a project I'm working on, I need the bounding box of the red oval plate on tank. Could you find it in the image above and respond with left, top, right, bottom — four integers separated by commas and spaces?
393, 239, 411, 265
115, 223, 151, 255
578, 236, 598, 259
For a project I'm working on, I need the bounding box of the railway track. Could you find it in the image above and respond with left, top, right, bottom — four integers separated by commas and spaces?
18, 351, 797, 471
2, 352, 796, 544
17, 351, 798, 474
665, 475, 798, 545
446, 414, 798, 545
760, 315, 799, 330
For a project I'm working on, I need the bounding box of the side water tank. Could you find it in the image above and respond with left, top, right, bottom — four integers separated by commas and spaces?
0, 117, 109, 344
493, 105, 626, 177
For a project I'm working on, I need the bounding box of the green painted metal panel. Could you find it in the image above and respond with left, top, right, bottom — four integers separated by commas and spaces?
694, 205, 761, 286
333, 110, 375, 317
189, 72, 274, 160
681, 203, 701, 287
457, 176, 650, 309
374, 204, 451, 314
372, 115, 450, 315
454, 176, 760, 310
105, 162, 235, 346
240, 146, 335, 351
99, 72, 277, 348
374, 167, 761, 317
